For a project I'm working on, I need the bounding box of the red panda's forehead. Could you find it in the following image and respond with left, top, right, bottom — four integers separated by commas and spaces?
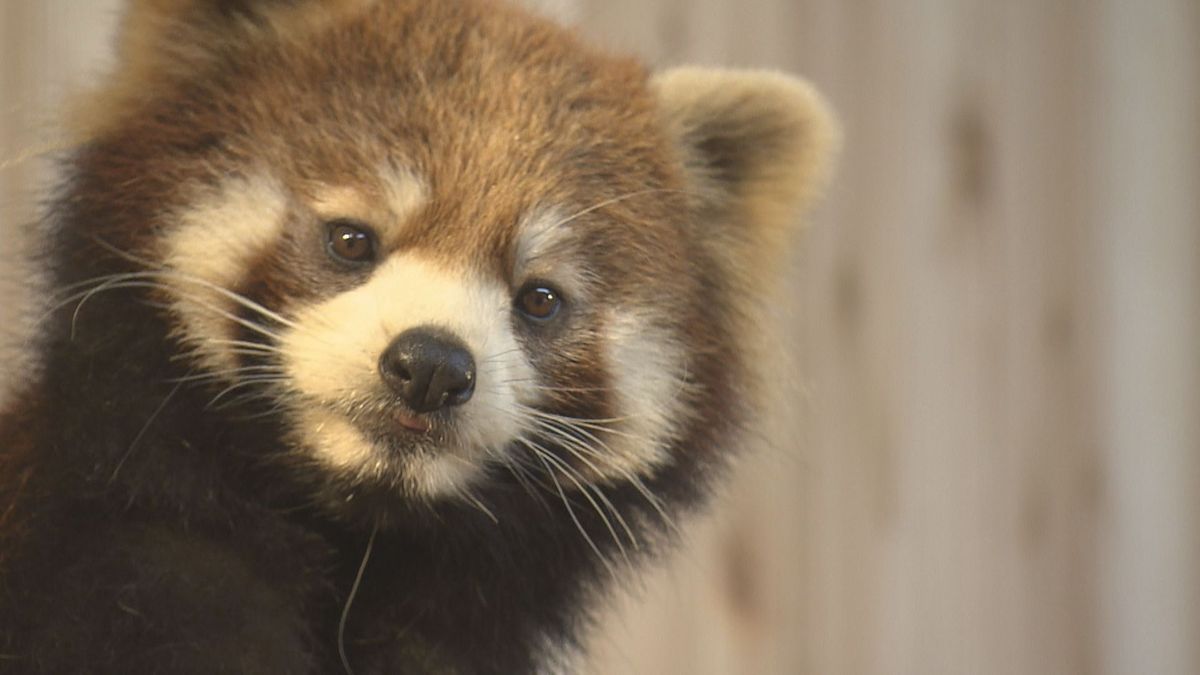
206, 0, 689, 276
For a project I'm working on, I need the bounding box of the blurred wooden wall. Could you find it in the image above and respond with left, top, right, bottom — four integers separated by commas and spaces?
2, 2, 1198, 674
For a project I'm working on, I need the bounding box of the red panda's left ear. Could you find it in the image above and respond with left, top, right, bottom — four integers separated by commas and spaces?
652, 68, 840, 273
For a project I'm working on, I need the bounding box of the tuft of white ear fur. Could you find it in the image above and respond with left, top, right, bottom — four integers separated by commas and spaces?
652, 67, 839, 267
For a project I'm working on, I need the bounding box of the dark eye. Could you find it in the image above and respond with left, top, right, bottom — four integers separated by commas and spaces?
326, 220, 376, 264
516, 284, 563, 321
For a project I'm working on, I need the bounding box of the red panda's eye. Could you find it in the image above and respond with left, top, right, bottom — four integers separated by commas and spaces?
326, 220, 377, 264
516, 285, 562, 321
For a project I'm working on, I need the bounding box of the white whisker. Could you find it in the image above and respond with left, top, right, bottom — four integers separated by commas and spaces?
523, 440, 617, 579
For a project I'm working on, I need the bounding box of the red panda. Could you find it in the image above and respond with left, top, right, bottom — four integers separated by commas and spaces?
0, 0, 836, 672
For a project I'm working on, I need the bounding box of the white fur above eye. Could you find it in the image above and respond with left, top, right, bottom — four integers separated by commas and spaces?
308, 166, 429, 246
513, 206, 595, 303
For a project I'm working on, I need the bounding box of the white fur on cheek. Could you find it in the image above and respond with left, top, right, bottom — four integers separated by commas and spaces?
164, 173, 288, 374
295, 407, 375, 471
601, 310, 690, 481
281, 254, 535, 497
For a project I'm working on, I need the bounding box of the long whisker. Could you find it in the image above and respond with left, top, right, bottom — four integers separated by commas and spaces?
538, 446, 633, 563
521, 407, 647, 442
168, 365, 288, 384
49, 270, 161, 300
503, 457, 553, 508
455, 484, 499, 525
206, 377, 291, 408
515, 402, 645, 427
479, 347, 525, 363
522, 423, 640, 550
109, 381, 184, 484
338, 521, 378, 675
523, 441, 617, 579
53, 277, 289, 348
547, 188, 687, 232
475, 438, 555, 511
210, 393, 290, 416
469, 396, 676, 536
61, 238, 305, 337
205, 339, 285, 353
506, 382, 618, 395
529, 415, 678, 536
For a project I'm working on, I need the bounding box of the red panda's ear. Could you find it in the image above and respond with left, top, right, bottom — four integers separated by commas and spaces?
123, 0, 370, 29
127, 0, 298, 22
120, 0, 296, 55
653, 68, 839, 274
116, 0, 373, 72
69, 0, 372, 141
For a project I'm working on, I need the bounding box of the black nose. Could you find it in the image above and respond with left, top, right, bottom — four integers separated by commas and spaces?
379, 327, 476, 413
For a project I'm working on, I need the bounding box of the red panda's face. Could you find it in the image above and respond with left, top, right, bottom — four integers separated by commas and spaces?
82, 0, 835, 518
165, 164, 695, 505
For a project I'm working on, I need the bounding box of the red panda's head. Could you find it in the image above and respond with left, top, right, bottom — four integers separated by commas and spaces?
67, 0, 836, 522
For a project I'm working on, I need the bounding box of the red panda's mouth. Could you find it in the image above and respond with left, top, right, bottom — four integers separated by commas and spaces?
348, 398, 463, 452
393, 410, 432, 434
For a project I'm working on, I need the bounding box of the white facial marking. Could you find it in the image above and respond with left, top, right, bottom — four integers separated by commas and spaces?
310, 185, 371, 221
282, 253, 533, 498
514, 206, 593, 301
164, 173, 288, 374
379, 165, 429, 226
309, 166, 428, 235
165, 174, 689, 497
296, 407, 375, 471
600, 310, 690, 481
514, 206, 567, 272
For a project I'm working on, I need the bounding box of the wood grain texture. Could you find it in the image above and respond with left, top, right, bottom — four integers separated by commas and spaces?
1, 2, 1197, 674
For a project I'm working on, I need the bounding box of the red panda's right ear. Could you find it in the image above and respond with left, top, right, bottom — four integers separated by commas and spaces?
118, 1, 279, 81
117, 0, 374, 74
68, 0, 372, 141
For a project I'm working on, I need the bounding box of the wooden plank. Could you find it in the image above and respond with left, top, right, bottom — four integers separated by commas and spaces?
1094, 2, 1200, 674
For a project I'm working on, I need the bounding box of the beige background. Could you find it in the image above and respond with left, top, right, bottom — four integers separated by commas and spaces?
2, 2, 1198, 674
